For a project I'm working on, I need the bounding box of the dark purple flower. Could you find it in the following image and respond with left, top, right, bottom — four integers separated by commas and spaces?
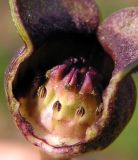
5, 1, 138, 159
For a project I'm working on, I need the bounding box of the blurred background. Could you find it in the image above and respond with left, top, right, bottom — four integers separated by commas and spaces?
0, 0, 138, 160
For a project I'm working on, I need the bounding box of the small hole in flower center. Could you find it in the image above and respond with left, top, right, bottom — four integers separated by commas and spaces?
76, 106, 85, 117
37, 85, 47, 98
53, 101, 62, 112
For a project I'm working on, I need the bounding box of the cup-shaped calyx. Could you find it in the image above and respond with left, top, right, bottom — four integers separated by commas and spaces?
5, 0, 138, 158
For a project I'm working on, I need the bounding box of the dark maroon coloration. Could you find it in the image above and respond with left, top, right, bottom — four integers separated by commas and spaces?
15, 112, 34, 137
98, 7, 138, 73
47, 57, 102, 95
84, 75, 136, 150
17, 0, 99, 47
5, 1, 138, 159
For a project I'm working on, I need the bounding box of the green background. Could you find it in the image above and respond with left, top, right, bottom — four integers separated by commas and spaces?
0, 1, 138, 160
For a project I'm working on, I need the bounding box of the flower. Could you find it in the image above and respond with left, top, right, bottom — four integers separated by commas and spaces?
5, 0, 138, 159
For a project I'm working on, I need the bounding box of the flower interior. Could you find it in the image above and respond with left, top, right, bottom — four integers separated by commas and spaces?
12, 33, 114, 147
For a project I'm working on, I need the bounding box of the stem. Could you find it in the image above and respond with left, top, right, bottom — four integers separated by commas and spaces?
40, 150, 72, 160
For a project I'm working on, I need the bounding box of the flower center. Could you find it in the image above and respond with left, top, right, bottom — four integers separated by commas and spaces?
19, 57, 103, 146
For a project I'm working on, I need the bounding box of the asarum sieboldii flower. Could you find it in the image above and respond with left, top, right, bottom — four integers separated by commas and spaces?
5, 0, 138, 159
